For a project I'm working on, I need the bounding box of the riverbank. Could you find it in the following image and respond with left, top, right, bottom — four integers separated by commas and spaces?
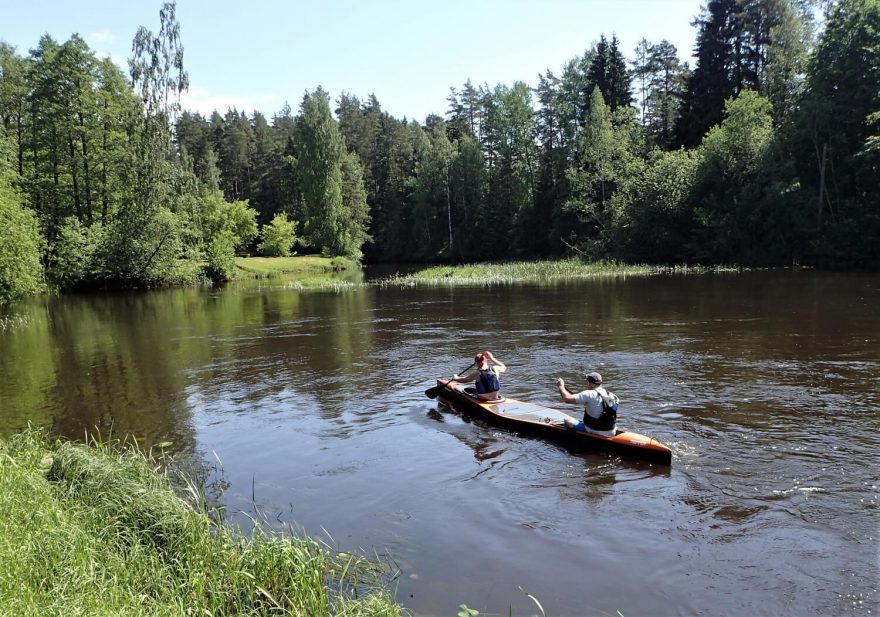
235, 255, 358, 277
0, 431, 404, 616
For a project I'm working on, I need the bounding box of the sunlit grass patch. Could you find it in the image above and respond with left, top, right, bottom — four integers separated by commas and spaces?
0, 430, 405, 617
235, 255, 358, 276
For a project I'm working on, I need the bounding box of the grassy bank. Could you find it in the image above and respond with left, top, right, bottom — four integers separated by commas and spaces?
0, 431, 404, 616
235, 256, 358, 277
379, 259, 713, 286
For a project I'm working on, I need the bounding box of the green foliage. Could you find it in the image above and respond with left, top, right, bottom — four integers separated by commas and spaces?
701, 90, 775, 175
258, 212, 298, 257
562, 87, 638, 257
101, 206, 184, 286
584, 35, 633, 114
201, 191, 258, 250
0, 0, 874, 289
296, 88, 349, 257
204, 228, 236, 282
691, 90, 801, 264
408, 122, 456, 260
485, 82, 537, 258
0, 158, 43, 304
792, 0, 880, 266
339, 149, 372, 260
294, 88, 370, 260
175, 188, 259, 267
49, 217, 106, 289
632, 39, 689, 148
611, 148, 699, 263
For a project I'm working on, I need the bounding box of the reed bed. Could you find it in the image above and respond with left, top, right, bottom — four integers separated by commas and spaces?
379, 259, 656, 287
379, 260, 739, 287
0, 430, 405, 617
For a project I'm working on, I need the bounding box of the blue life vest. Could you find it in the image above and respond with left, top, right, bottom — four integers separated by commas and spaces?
475, 368, 500, 393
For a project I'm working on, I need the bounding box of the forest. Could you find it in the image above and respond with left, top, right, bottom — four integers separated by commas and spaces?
1, 0, 878, 304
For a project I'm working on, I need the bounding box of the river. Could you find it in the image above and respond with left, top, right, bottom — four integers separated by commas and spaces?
1, 269, 877, 616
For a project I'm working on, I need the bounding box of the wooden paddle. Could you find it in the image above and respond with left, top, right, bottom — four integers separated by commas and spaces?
424, 362, 476, 399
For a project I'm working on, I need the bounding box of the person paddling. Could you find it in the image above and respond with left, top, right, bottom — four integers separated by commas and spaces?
556, 371, 619, 435
447, 351, 507, 401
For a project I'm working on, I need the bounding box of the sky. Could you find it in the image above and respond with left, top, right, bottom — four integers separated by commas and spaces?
5, 0, 706, 121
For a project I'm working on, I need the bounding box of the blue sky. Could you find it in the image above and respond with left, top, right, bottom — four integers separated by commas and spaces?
5, 0, 705, 121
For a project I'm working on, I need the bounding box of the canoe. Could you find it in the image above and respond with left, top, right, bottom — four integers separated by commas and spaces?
434, 380, 673, 466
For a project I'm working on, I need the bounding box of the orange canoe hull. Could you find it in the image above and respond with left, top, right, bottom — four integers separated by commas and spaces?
435, 380, 672, 466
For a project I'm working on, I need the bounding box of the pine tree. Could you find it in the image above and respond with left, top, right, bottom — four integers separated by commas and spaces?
631, 38, 654, 126
646, 41, 689, 148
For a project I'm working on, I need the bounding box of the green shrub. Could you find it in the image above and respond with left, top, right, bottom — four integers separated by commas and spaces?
49, 217, 107, 289
204, 229, 236, 282
258, 213, 298, 257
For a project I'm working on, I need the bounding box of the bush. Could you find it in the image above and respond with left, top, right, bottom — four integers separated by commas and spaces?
200, 190, 258, 250
49, 217, 106, 289
258, 213, 298, 257
204, 228, 236, 282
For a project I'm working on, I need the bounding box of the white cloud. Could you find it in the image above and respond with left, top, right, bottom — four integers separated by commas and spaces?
88, 30, 115, 44
180, 85, 278, 116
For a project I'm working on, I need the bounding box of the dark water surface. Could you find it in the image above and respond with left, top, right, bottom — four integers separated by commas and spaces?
1, 270, 877, 616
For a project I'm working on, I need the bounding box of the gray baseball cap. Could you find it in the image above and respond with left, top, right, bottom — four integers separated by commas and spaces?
585, 371, 603, 384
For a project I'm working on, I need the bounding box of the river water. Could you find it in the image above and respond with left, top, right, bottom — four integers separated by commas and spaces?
1, 269, 877, 616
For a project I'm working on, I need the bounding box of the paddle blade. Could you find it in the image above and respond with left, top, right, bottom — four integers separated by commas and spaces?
424, 385, 442, 399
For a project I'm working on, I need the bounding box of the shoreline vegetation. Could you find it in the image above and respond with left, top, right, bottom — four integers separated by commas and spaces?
0, 430, 405, 616
0, 256, 751, 314
232, 255, 363, 290
3, 1, 878, 306
233, 255, 742, 289
379, 259, 740, 287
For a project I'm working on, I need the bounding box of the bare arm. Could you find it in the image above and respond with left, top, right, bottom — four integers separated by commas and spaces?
556, 377, 577, 404
453, 367, 480, 383
485, 351, 507, 374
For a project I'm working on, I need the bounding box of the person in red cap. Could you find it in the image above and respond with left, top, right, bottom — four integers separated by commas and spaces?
555, 371, 619, 435
448, 351, 507, 400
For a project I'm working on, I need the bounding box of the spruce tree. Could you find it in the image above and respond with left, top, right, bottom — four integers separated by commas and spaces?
675, 0, 740, 148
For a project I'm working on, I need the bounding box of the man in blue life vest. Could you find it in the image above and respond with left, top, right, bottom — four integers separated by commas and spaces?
555, 371, 618, 436
449, 351, 507, 400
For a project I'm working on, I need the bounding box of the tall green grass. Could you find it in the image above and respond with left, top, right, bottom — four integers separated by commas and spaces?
379, 259, 651, 287
0, 430, 405, 616
380, 259, 737, 287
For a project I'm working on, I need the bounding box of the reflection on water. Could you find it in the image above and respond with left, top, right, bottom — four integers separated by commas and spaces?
1, 270, 878, 616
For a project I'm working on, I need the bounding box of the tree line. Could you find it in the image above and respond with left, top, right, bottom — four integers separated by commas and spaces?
1, 0, 878, 304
